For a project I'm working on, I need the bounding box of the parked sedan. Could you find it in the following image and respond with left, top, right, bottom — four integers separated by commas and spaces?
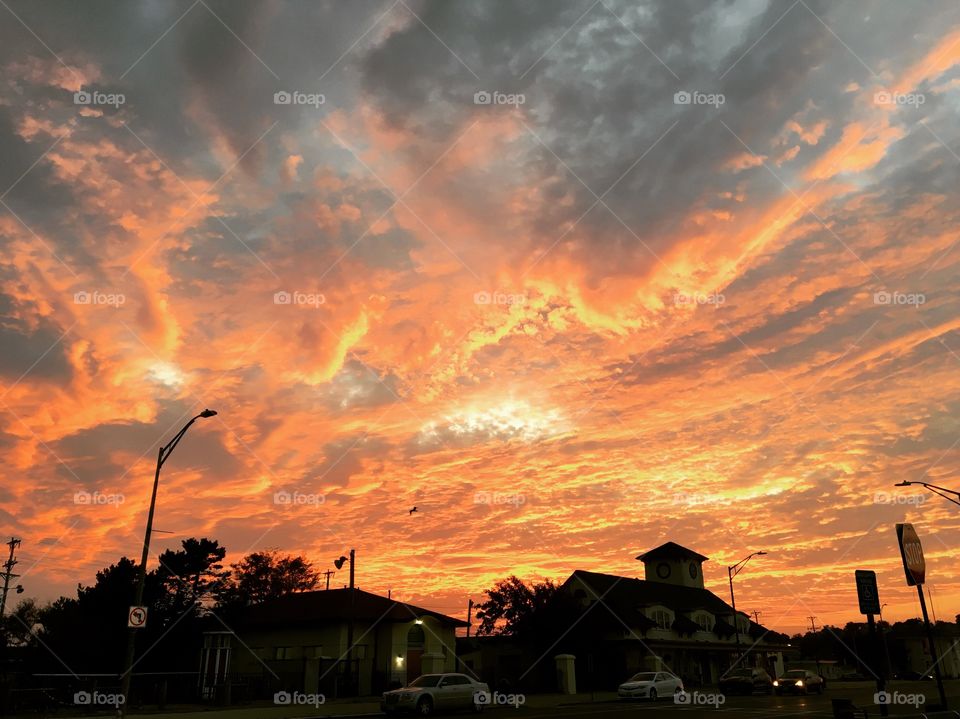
381, 673, 490, 716
773, 669, 825, 695
618, 671, 684, 701
719, 668, 774, 695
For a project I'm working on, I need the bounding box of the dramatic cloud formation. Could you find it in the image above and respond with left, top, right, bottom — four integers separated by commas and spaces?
2, 0, 960, 634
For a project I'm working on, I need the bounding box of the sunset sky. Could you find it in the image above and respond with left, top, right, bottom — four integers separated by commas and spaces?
2, 0, 960, 635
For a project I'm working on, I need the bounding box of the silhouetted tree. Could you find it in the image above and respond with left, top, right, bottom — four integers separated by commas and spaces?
155, 537, 230, 617
215, 550, 319, 613
474, 576, 562, 636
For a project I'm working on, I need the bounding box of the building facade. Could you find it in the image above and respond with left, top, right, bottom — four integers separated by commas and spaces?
200, 588, 466, 701
460, 542, 787, 692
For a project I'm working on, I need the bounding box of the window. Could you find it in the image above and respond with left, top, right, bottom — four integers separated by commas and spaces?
274, 647, 293, 660
651, 609, 671, 629
695, 613, 713, 631
442, 675, 470, 686
307, 645, 323, 659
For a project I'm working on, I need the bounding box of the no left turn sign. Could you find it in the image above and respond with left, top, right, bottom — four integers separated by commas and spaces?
128, 606, 147, 629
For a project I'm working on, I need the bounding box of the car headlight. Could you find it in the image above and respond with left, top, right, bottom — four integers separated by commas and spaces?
773, 680, 779, 686
795, 680, 804, 687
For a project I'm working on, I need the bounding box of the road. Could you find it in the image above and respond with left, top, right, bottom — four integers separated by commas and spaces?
506, 681, 960, 719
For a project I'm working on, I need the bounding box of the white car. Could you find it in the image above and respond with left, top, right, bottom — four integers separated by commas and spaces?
618, 671, 684, 700
381, 673, 490, 716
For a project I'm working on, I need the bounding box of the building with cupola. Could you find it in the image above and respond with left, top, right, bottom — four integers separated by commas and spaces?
560, 541, 787, 686
459, 541, 788, 692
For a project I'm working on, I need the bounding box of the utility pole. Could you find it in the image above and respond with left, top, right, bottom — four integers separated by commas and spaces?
348, 549, 355, 695
322, 570, 335, 590
466, 599, 474, 638
807, 616, 821, 675
0, 538, 22, 618
334, 550, 356, 695
750, 610, 762, 624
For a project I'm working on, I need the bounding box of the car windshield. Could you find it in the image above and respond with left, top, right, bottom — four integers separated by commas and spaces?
784, 670, 806, 678
724, 671, 752, 678
409, 675, 443, 687
629, 673, 658, 682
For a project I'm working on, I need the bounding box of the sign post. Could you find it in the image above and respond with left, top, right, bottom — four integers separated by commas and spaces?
896, 523, 948, 709
855, 570, 887, 717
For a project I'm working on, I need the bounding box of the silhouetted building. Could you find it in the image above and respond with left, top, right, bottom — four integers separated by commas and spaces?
459, 542, 788, 692
200, 588, 466, 701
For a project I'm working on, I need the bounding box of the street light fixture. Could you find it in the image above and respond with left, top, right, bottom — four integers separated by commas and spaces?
894, 480, 960, 507
728, 551, 767, 665
119, 409, 217, 713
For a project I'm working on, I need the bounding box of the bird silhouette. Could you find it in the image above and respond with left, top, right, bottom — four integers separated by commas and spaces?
409, 506, 417, 515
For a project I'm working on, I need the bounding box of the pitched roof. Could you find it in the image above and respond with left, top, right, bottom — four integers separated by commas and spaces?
564, 570, 730, 617
636, 542, 709, 563
237, 588, 468, 628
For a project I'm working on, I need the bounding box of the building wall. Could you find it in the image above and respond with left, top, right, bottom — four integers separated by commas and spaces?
227, 617, 461, 696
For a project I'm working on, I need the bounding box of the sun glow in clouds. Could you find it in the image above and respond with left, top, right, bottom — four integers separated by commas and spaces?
417, 400, 567, 449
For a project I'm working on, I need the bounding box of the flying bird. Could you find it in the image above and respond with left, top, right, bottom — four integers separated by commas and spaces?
409, 506, 417, 515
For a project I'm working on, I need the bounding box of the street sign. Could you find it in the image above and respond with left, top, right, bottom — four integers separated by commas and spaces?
855, 570, 881, 614
127, 605, 147, 629
896, 523, 925, 586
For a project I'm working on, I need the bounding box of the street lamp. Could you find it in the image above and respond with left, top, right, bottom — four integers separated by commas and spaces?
119, 409, 217, 713
894, 480, 960, 507
728, 551, 767, 665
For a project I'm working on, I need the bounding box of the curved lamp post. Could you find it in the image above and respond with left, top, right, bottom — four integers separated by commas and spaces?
728, 551, 766, 664
894, 480, 960, 507
119, 409, 217, 713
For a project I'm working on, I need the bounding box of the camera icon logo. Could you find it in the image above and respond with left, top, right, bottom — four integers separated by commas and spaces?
674, 90, 691, 105
674, 690, 691, 705
274, 91, 292, 105
74, 90, 92, 105
474, 91, 492, 105
274, 691, 292, 704
274, 291, 292, 305
473, 291, 491, 305
273, 491, 292, 505
873, 291, 891, 305
74, 291, 91, 304
874, 691, 891, 705
473, 691, 492, 705
74, 691, 91, 705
